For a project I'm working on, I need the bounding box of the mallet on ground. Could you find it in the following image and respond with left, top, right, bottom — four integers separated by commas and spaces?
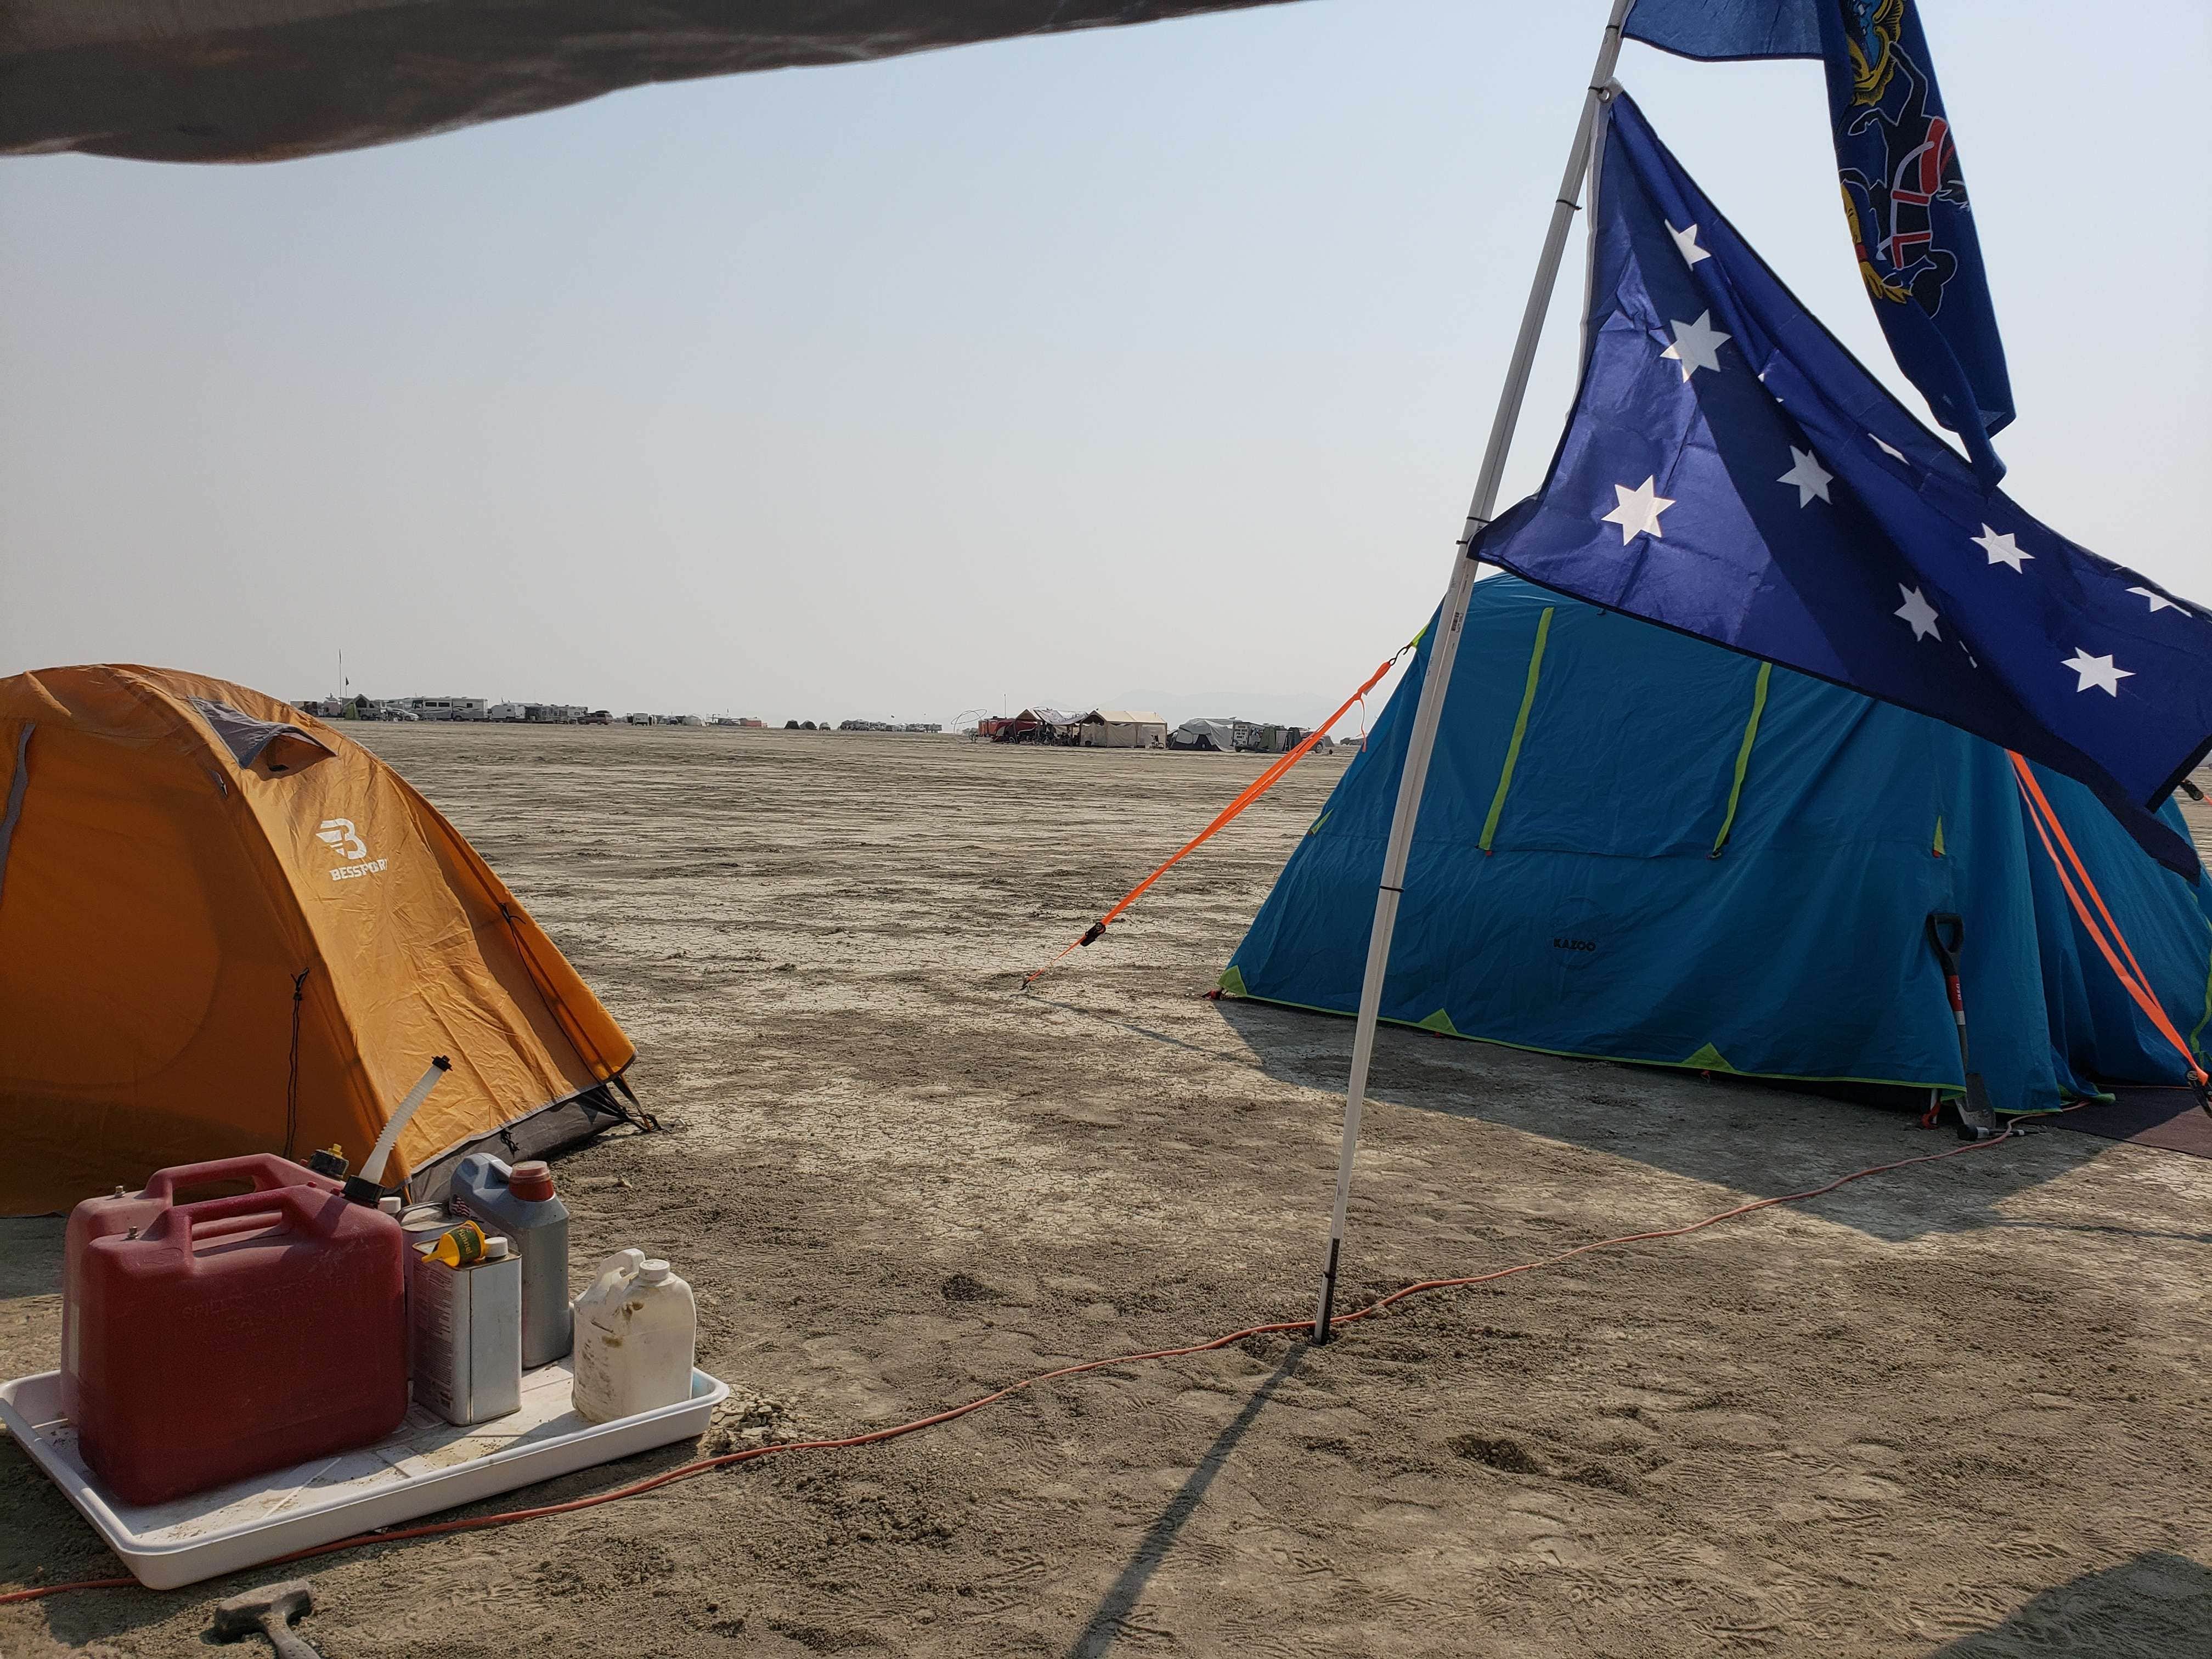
208, 1578, 322, 1658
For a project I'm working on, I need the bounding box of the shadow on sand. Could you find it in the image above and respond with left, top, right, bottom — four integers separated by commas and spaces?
1189, 996, 2182, 1245
1927, 1551, 2212, 1656
1067, 1344, 1305, 1658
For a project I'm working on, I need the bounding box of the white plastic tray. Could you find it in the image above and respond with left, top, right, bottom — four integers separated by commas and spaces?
0, 1361, 728, 1590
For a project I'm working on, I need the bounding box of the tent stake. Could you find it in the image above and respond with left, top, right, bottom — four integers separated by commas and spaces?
1312, 1, 1634, 1343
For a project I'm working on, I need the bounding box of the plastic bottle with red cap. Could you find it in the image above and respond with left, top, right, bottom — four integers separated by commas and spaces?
447, 1153, 571, 1367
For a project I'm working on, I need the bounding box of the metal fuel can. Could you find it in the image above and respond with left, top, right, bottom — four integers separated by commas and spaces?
400, 1203, 453, 1378
410, 1234, 523, 1425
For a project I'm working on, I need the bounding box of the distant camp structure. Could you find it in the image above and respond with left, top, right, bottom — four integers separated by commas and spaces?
1170, 718, 1329, 755
971, 708, 1078, 744
973, 708, 1332, 754
297, 697, 611, 724
1222, 577, 2212, 1116
291, 697, 792, 728
1012, 709, 1077, 744
1077, 710, 1168, 749
1169, 718, 1237, 753
0, 666, 642, 1215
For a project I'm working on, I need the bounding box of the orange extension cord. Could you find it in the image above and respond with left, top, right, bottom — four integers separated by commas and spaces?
0, 1128, 2018, 1609
1024, 641, 1413, 988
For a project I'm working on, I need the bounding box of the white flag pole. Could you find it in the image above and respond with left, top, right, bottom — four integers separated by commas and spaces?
1312, 1, 1635, 1342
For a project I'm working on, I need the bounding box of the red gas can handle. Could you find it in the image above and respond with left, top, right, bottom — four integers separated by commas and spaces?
140, 1154, 332, 1201
152, 1184, 345, 1246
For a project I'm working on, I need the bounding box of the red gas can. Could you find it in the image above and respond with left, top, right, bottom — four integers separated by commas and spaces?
63, 1155, 342, 1424
70, 1181, 408, 1505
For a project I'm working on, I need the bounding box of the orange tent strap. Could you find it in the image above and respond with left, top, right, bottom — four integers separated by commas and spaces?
2008, 754, 2156, 996
2009, 754, 2206, 1086
1025, 648, 1407, 986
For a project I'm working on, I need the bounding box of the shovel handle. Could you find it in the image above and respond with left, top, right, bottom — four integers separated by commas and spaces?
1926, 912, 1965, 975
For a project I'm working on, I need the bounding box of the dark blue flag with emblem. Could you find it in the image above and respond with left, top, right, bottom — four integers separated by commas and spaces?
1624, 0, 2015, 489
1477, 91, 2212, 876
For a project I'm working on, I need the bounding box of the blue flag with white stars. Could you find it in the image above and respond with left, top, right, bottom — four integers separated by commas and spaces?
1478, 91, 2212, 877
1625, 0, 2014, 489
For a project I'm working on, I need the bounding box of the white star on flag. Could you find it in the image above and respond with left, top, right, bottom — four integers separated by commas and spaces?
1895, 585, 1940, 641
2063, 650, 2133, 696
2128, 586, 2179, 613
1778, 447, 1833, 507
1972, 525, 2031, 571
1661, 311, 1731, 380
1668, 222, 1712, 266
1601, 477, 1674, 544
1871, 435, 1908, 462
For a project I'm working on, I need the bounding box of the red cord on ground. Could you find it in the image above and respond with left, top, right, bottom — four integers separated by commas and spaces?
0, 1128, 2015, 1609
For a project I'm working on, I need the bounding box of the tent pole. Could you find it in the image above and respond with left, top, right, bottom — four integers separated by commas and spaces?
1311, 2, 1633, 1343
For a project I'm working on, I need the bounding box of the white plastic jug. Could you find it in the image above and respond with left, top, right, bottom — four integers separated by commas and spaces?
569, 1249, 697, 1424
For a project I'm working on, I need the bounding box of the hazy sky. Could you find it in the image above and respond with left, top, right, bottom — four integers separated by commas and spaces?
3, 1, 2206, 727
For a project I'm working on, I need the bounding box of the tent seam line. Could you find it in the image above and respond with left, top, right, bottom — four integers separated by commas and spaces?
1711, 662, 1770, 855
1480, 607, 1554, 853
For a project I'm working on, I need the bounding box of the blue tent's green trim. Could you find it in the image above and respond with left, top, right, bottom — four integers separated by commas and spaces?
1711, 662, 1770, 856
1480, 606, 1553, 853
1216, 981, 1952, 1093
1221, 578, 2212, 1115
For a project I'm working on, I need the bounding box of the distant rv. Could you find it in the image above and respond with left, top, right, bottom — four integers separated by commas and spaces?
318, 698, 601, 724
407, 696, 487, 721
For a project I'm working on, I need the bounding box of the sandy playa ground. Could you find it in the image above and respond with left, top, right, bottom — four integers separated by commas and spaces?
4, 725, 2210, 1657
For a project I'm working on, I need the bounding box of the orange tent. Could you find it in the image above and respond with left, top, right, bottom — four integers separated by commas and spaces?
0, 667, 639, 1215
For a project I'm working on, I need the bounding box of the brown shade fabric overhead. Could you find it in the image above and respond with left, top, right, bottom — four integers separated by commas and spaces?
1, 0, 1297, 164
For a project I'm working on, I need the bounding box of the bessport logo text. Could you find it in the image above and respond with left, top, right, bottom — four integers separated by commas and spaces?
315, 817, 388, 882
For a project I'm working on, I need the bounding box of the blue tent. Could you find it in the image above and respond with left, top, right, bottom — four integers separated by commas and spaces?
1222, 578, 2212, 1114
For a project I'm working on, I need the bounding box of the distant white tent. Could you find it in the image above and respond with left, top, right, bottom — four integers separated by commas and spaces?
1169, 719, 1238, 752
